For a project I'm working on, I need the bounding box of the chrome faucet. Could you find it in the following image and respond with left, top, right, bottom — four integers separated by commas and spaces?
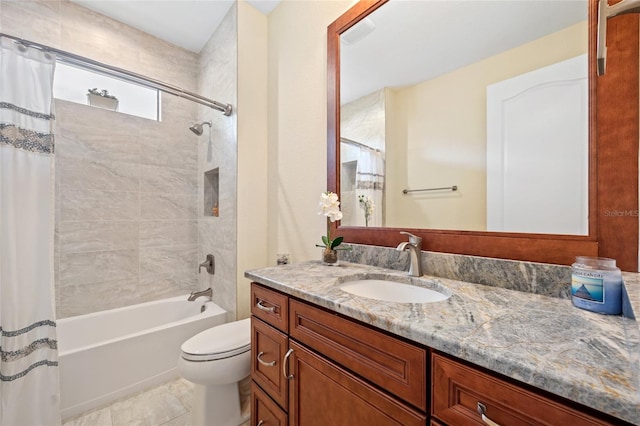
396, 231, 423, 277
199, 254, 215, 275
188, 287, 213, 302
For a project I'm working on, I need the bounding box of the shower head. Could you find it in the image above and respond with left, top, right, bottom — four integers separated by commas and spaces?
189, 121, 211, 136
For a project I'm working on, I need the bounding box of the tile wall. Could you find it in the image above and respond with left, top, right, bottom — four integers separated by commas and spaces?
55, 94, 199, 318
197, 4, 239, 321
1, 0, 235, 318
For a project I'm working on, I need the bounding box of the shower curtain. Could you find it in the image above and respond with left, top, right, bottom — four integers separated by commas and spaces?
0, 36, 60, 425
356, 149, 384, 227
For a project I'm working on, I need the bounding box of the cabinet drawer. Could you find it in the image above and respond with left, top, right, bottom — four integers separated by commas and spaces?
432, 353, 613, 426
289, 299, 427, 410
251, 283, 289, 332
252, 381, 288, 426
252, 317, 289, 410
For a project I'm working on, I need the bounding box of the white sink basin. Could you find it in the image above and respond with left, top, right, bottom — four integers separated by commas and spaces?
338, 279, 450, 303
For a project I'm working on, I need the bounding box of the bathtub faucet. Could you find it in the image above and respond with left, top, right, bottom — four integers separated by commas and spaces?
188, 287, 213, 302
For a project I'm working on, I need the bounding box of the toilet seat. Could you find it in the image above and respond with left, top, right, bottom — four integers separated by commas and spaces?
181, 318, 251, 362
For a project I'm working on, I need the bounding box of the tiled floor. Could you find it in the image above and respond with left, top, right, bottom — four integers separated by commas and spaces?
63, 378, 251, 426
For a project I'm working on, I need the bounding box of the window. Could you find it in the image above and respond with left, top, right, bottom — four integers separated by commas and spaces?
53, 62, 160, 121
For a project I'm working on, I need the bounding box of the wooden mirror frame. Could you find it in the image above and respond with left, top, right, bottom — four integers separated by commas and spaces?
328, 0, 639, 270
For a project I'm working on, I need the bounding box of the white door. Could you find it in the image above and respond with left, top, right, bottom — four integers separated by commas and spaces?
486, 54, 588, 235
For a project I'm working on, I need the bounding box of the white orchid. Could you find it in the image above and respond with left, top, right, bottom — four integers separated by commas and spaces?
318, 191, 343, 222
317, 191, 347, 250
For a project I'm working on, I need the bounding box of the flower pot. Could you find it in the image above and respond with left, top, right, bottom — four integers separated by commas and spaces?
87, 93, 119, 111
322, 247, 339, 266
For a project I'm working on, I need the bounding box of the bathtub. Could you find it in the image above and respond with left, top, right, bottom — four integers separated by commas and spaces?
57, 295, 227, 420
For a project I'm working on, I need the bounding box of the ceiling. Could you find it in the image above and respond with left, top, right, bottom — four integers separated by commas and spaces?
70, 0, 587, 105
71, 0, 280, 53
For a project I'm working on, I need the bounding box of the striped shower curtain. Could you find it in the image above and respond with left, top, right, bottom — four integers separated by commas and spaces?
0, 36, 60, 425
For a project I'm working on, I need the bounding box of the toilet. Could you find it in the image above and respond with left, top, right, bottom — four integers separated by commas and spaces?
178, 318, 251, 426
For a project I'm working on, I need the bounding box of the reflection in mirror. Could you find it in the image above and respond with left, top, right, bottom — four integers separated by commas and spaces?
339, 1, 589, 235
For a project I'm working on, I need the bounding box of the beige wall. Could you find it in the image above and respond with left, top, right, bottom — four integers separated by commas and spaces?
385, 21, 587, 231
237, 0, 268, 319
266, 0, 355, 265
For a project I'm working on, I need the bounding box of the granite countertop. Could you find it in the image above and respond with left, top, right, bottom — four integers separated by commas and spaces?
246, 261, 640, 425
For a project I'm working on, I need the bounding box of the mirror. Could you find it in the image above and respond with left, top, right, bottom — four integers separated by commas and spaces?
326, 0, 636, 267
338, 0, 589, 235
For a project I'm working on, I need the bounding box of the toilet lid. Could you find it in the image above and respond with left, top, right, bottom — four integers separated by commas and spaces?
181, 318, 251, 362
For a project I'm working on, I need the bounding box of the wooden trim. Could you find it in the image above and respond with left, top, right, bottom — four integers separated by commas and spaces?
596, 3, 639, 271
327, 0, 639, 270
336, 226, 599, 266
327, 0, 388, 194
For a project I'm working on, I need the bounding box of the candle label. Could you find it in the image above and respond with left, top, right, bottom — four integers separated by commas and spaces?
571, 271, 605, 304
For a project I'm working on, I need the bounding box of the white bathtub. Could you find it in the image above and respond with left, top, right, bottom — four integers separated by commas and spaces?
57, 295, 227, 420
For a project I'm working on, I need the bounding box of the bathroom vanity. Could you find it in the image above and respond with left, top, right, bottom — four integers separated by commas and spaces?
247, 261, 639, 425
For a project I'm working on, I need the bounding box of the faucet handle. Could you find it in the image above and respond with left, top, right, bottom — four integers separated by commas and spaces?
400, 231, 422, 244
199, 254, 215, 275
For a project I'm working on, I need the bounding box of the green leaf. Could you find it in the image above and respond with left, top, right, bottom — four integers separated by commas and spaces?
330, 236, 343, 249
321, 235, 329, 246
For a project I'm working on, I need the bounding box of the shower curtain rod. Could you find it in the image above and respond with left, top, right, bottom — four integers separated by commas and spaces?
0, 33, 233, 116
340, 137, 381, 153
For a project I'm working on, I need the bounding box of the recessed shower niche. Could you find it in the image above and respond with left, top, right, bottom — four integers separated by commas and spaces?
204, 168, 219, 217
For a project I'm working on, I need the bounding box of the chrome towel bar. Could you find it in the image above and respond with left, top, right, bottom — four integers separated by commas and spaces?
402, 185, 457, 194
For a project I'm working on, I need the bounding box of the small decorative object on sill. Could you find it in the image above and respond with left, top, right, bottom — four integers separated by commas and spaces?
87, 88, 119, 111
277, 253, 290, 266
316, 191, 350, 266
358, 194, 374, 227
212, 202, 219, 217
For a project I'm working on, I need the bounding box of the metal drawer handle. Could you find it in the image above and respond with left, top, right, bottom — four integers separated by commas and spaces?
257, 421, 264, 426
257, 351, 276, 367
477, 402, 500, 426
283, 348, 294, 380
256, 300, 276, 313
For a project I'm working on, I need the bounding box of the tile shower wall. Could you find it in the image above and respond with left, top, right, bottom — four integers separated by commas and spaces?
197, 4, 239, 321
55, 95, 199, 318
2, 0, 200, 318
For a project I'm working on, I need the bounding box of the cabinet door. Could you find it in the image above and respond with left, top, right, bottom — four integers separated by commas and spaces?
288, 341, 426, 426
289, 299, 427, 410
252, 381, 288, 426
252, 317, 289, 409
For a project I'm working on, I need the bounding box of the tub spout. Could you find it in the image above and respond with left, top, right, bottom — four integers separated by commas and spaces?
188, 287, 213, 302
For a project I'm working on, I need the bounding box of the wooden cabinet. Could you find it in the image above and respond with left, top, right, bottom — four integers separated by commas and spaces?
250, 283, 426, 426
431, 352, 615, 426
250, 283, 623, 426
